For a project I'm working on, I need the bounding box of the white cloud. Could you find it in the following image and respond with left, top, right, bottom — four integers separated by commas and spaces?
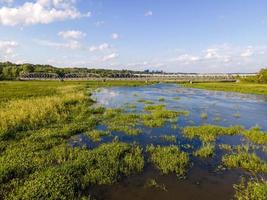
0, 40, 18, 60
35, 39, 81, 50
95, 20, 104, 26
240, 48, 253, 57
0, 0, 13, 5
0, 0, 87, 26
102, 53, 118, 61
204, 48, 220, 59
89, 43, 110, 52
144, 10, 153, 17
58, 30, 86, 40
111, 33, 119, 40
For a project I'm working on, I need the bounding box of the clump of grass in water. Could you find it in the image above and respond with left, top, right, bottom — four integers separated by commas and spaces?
200, 112, 208, 120
213, 116, 222, 122
218, 144, 233, 152
126, 104, 137, 109
173, 97, 181, 101
222, 146, 267, 173
242, 126, 267, 145
233, 113, 241, 118
142, 105, 189, 128
145, 179, 167, 191
146, 144, 189, 178
160, 135, 176, 143
103, 108, 142, 135
234, 178, 267, 200
183, 125, 243, 143
86, 130, 110, 142
158, 97, 165, 102
193, 143, 215, 158
137, 99, 154, 104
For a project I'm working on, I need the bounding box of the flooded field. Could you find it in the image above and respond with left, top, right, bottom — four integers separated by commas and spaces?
89, 83, 267, 200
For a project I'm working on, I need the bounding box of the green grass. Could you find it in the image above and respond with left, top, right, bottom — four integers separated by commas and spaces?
183, 82, 267, 95
160, 135, 177, 143
200, 112, 208, 120
85, 130, 110, 142
0, 80, 149, 199
234, 178, 267, 200
142, 105, 189, 128
103, 108, 142, 135
222, 151, 267, 173
242, 126, 267, 145
193, 143, 215, 158
146, 144, 189, 178
183, 125, 243, 143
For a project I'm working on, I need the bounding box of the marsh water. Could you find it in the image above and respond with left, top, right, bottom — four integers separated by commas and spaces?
85, 84, 267, 200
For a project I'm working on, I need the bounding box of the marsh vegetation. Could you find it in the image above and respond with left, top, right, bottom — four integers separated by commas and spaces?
0, 82, 266, 200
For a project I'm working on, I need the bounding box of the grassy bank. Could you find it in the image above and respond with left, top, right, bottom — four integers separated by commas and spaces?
183, 82, 267, 95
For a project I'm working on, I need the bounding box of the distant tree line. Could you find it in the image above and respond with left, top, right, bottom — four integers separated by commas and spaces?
0, 62, 148, 80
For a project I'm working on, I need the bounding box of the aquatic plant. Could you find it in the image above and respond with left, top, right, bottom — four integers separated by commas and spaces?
160, 135, 176, 143
146, 145, 189, 178
193, 143, 215, 158
213, 116, 222, 122
137, 99, 154, 104
126, 104, 137, 109
103, 109, 142, 135
145, 179, 167, 191
142, 105, 188, 128
200, 112, 208, 120
218, 144, 233, 151
173, 97, 181, 101
233, 113, 241, 118
233, 178, 267, 200
86, 130, 110, 142
158, 97, 165, 102
242, 126, 267, 145
222, 151, 267, 173
183, 125, 243, 143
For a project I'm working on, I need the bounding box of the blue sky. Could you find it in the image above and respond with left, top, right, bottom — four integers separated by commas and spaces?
0, 0, 267, 72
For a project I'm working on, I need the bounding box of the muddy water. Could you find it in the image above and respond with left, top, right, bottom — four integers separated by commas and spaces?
89, 84, 267, 200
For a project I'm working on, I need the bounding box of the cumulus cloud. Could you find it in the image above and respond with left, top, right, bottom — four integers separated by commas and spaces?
0, 40, 18, 60
58, 30, 86, 40
89, 43, 110, 52
144, 10, 153, 17
102, 53, 118, 61
0, 0, 88, 26
111, 33, 119, 40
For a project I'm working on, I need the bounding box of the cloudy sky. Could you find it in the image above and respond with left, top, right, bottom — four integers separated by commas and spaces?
0, 0, 267, 73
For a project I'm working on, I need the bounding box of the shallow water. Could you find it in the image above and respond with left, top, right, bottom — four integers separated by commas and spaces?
88, 84, 267, 200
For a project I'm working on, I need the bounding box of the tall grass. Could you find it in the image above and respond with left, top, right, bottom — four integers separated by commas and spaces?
0, 91, 86, 140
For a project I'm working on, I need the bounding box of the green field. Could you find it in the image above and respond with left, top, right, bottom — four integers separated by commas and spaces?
183, 82, 267, 95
